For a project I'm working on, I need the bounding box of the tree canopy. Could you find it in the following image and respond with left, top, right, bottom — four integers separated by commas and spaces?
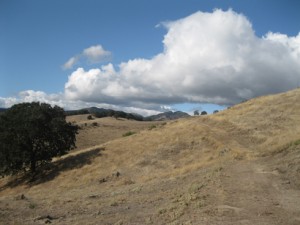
0, 102, 78, 175
201, 111, 208, 115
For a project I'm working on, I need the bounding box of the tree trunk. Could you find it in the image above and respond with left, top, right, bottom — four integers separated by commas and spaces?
30, 153, 36, 173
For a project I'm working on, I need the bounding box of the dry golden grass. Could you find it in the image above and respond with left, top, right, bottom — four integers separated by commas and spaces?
1, 89, 300, 224
67, 116, 165, 150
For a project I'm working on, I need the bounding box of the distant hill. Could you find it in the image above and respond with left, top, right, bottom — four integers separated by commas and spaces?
66, 107, 145, 121
65, 108, 89, 116
0, 108, 7, 114
66, 107, 189, 121
145, 111, 190, 121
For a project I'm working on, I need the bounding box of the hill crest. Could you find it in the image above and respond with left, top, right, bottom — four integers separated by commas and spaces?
66, 107, 190, 121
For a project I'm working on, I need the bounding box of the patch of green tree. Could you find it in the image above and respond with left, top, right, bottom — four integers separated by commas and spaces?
0, 102, 78, 176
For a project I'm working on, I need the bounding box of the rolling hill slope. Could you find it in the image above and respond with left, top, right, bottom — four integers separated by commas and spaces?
1, 89, 300, 224
66, 116, 165, 150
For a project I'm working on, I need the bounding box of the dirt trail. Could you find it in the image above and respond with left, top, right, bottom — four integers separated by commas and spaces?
213, 159, 300, 225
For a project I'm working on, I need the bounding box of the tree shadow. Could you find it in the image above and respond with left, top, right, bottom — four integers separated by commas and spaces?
0, 147, 104, 191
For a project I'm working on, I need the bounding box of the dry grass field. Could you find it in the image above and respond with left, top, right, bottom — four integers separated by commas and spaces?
66, 115, 165, 150
1, 89, 300, 224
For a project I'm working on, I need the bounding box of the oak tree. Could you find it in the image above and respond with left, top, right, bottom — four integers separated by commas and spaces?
0, 102, 78, 175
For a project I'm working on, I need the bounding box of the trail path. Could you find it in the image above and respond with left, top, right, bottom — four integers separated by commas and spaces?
212, 159, 300, 225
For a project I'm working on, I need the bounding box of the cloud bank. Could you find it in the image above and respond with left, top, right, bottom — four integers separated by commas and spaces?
2, 9, 300, 114
0, 90, 160, 116
65, 9, 300, 108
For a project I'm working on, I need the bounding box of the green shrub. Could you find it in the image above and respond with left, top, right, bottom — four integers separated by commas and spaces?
29, 203, 37, 209
122, 131, 136, 137
148, 125, 157, 130
294, 139, 300, 146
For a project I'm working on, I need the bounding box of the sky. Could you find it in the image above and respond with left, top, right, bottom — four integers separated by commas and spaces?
1, 0, 300, 115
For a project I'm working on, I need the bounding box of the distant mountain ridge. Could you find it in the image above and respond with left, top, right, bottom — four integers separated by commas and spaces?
145, 111, 190, 121
66, 107, 190, 121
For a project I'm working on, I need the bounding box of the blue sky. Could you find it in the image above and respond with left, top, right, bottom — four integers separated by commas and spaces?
1, 0, 300, 115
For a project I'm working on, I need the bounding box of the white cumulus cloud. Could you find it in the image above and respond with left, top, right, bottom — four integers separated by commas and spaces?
2, 9, 300, 114
62, 45, 112, 70
83, 45, 112, 63
64, 9, 300, 108
62, 56, 80, 70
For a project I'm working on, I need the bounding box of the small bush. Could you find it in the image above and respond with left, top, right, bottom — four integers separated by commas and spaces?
148, 125, 157, 130
92, 122, 98, 126
294, 139, 300, 146
87, 115, 93, 120
29, 203, 37, 209
122, 131, 136, 137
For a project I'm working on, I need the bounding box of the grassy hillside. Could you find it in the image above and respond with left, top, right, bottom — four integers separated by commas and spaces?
1, 89, 300, 224
67, 115, 165, 150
